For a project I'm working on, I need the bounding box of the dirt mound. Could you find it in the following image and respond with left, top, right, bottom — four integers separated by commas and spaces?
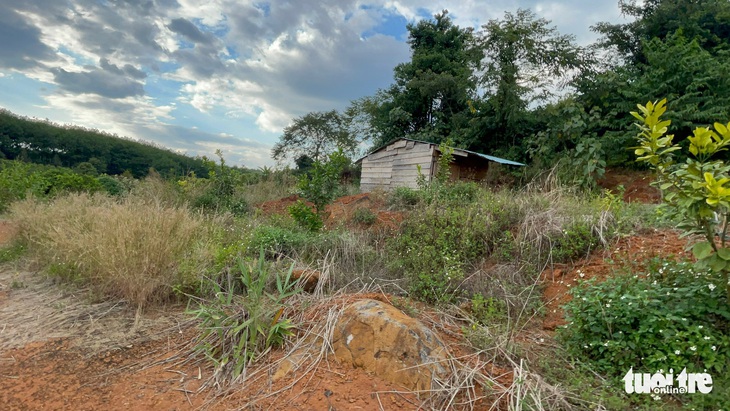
541, 229, 691, 330
325, 192, 405, 231
597, 168, 661, 203
256, 192, 406, 232
256, 194, 312, 216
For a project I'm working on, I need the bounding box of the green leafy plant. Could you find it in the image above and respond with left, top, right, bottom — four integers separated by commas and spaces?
288, 200, 323, 232
387, 204, 496, 304
471, 293, 505, 325
297, 149, 349, 213
560, 259, 730, 376
632, 99, 730, 301
352, 207, 377, 225
548, 221, 600, 263
189, 250, 302, 382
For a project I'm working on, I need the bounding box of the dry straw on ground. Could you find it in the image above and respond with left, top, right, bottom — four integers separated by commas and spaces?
10, 193, 217, 308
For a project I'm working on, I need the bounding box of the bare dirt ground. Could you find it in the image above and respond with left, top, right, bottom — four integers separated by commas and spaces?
0, 221, 423, 411
0, 170, 677, 410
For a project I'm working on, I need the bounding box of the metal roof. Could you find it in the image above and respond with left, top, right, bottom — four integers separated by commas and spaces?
356, 138, 525, 166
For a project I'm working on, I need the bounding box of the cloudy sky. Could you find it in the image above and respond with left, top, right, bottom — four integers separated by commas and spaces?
0, 0, 629, 168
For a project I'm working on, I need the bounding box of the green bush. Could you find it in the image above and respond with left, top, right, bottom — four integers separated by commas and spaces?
246, 225, 309, 257
548, 221, 600, 263
388, 186, 421, 209
96, 174, 127, 196
388, 204, 501, 303
352, 207, 377, 225
288, 200, 322, 232
297, 149, 348, 213
560, 259, 730, 376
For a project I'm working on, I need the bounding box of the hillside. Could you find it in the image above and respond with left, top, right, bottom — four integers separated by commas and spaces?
0, 110, 209, 178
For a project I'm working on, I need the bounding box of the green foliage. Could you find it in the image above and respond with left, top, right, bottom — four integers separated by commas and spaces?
0, 160, 106, 212
387, 186, 421, 209
246, 225, 310, 257
189, 251, 301, 380
560, 260, 730, 378
548, 221, 600, 263
271, 110, 357, 163
0, 109, 209, 178
181, 151, 248, 216
352, 207, 377, 226
96, 174, 127, 196
0, 242, 26, 264
470, 293, 506, 325
297, 149, 349, 213
288, 200, 322, 232
633, 99, 730, 300
351, 11, 479, 148
387, 203, 503, 304
471, 8, 587, 154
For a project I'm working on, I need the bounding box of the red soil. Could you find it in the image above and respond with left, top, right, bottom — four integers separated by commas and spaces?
256, 192, 406, 232
597, 168, 661, 203
541, 229, 692, 331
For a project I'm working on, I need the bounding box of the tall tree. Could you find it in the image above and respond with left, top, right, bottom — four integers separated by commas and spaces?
471, 9, 587, 154
361, 11, 479, 148
594, 0, 730, 63
271, 110, 356, 163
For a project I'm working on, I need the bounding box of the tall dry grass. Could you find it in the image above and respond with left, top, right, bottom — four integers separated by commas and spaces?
10, 192, 217, 307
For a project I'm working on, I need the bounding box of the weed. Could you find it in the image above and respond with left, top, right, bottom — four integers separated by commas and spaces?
560, 259, 730, 377
351, 207, 376, 225
0, 242, 25, 263
288, 200, 322, 232
10, 193, 216, 307
189, 250, 301, 383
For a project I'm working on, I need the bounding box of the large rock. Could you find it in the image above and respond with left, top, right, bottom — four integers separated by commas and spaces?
332, 299, 449, 392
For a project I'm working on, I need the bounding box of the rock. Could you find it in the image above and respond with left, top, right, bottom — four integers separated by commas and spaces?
291, 269, 320, 293
332, 299, 448, 392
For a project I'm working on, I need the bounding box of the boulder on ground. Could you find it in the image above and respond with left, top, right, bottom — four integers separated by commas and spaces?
290, 269, 320, 293
332, 299, 449, 392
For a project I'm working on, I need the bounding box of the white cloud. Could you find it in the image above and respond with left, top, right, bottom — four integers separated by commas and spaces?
0, 0, 629, 166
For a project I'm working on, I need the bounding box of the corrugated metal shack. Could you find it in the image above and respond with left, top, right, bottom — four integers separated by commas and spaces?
356, 138, 524, 192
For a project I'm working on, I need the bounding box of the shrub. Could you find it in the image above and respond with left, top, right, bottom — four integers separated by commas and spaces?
297, 149, 348, 213
352, 207, 377, 225
388, 186, 421, 209
548, 221, 600, 263
288, 200, 323, 232
388, 204, 498, 304
96, 174, 127, 196
10, 193, 216, 307
246, 224, 310, 257
189, 252, 301, 382
560, 259, 730, 376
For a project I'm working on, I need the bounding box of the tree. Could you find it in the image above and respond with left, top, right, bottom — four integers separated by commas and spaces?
472, 9, 587, 153
633, 98, 730, 301
594, 0, 730, 64
271, 110, 356, 163
358, 11, 479, 148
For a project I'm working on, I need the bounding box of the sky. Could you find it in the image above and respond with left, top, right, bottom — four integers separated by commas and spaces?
0, 0, 629, 168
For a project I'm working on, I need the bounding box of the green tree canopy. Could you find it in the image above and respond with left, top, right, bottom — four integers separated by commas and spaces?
271, 110, 356, 163
469, 9, 588, 154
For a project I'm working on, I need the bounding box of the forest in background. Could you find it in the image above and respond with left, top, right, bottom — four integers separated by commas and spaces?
274, 0, 730, 188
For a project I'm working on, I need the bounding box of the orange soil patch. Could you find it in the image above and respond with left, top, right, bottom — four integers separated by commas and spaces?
0, 288, 510, 410
324, 192, 405, 231
257, 194, 312, 216
256, 193, 406, 232
541, 229, 692, 330
597, 168, 661, 203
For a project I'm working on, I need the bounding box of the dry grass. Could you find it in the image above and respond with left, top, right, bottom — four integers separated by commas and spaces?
10, 192, 217, 308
